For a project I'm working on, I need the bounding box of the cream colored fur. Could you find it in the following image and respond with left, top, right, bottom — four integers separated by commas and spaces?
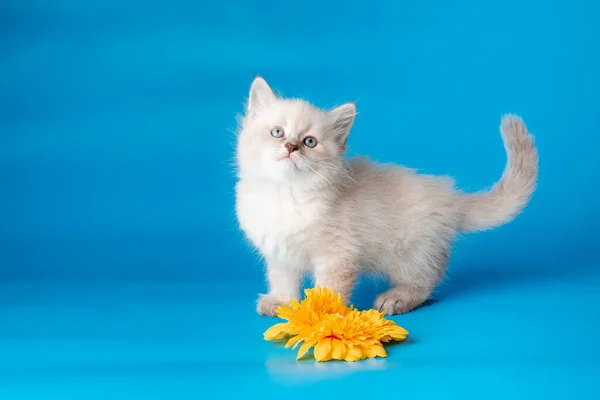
235, 77, 538, 316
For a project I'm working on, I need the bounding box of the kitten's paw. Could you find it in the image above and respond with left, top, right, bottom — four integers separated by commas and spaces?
374, 295, 415, 315
374, 288, 430, 315
256, 294, 283, 317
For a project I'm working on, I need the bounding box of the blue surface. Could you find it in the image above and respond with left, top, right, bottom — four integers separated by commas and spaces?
1, 0, 599, 398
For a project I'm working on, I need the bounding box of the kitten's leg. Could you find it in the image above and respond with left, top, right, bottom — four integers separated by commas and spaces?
257, 262, 303, 317
314, 260, 358, 304
374, 247, 449, 315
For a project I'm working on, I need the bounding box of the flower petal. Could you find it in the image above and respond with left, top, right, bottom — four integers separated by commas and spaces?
371, 344, 388, 358
363, 345, 377, 359
314, 338, 333, 362
345, 345, 365, 362
386, 324, 409, 337
296, 341, 313, 360
285, 335, 302, 349
263, 323, 290, 340
330, 339, 347, 360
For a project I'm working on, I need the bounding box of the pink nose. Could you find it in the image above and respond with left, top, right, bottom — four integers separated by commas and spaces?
285, 142, 299, 154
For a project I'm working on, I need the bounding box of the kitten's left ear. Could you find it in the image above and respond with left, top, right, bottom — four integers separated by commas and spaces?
328, 102, 356, 147
247, 76, 276, 113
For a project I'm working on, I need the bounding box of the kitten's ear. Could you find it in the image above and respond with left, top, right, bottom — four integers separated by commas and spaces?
328, 102, 356, 147
247, 76, 276, 113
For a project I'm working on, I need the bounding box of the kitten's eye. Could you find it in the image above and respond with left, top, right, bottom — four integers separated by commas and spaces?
270, 127, 285, 138
303, 136, 318, 148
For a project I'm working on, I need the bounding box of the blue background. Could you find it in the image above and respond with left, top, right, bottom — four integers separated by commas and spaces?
1, 0, 599, 398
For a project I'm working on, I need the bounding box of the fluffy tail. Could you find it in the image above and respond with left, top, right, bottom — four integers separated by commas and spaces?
459, 115, 538, 233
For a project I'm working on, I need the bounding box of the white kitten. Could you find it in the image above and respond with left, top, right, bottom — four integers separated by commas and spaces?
235, 77, 538, 316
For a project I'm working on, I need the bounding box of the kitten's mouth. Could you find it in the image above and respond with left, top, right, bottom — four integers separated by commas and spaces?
276, 153, 297, 165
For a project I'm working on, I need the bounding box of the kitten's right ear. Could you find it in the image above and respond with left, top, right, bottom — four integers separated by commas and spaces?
247, 76, 276, 113
328, 102, 356, 148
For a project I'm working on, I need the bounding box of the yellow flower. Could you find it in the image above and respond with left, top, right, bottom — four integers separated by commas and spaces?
264, 287, 408, 362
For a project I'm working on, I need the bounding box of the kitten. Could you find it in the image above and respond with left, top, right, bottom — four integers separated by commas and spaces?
235, 76, 538, 316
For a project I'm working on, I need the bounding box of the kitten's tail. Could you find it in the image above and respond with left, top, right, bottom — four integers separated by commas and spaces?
458, 115, 538, 233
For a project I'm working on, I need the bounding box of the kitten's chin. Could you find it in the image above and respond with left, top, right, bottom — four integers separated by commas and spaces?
259, 158, 311, 183
256, 152, 325, 184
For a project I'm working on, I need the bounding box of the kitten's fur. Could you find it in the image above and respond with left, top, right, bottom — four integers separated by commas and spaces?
235, 77, 538, 316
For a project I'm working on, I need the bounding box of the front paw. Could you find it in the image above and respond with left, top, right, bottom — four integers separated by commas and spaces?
256, 294, 284, 317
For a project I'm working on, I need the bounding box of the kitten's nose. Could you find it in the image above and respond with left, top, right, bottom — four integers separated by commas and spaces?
285, 141, 299, 154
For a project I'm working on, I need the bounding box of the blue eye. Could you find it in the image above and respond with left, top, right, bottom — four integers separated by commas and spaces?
303, 136, 318, 148
270, 127, 285, 138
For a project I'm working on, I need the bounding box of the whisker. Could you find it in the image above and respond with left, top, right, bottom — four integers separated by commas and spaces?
305, 164, 333, 186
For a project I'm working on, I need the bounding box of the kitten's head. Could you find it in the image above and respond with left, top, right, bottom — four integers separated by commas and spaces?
236, 77, 356, 185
